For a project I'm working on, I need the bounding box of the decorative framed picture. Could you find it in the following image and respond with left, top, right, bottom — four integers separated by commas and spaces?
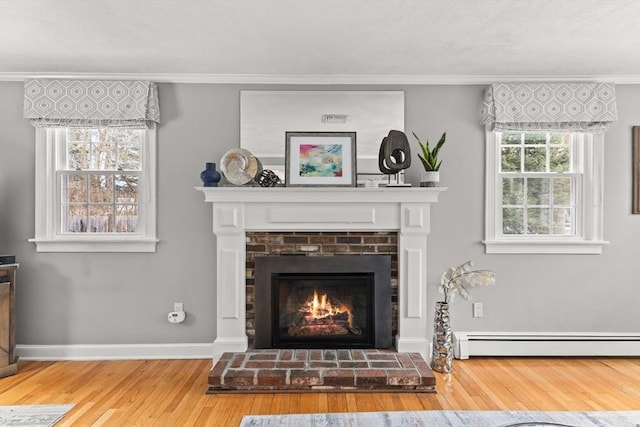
285, 131, 356, 187
633, 126, 640, 214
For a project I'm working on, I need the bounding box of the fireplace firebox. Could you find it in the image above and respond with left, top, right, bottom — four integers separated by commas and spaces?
273, 272, 374, 348
255, 256, 392, 349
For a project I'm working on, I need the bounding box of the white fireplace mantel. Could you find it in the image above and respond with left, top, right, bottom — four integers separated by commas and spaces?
198, 186, 446, 362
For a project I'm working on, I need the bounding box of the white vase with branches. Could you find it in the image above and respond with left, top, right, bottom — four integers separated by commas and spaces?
431, 261, 496, 373
439, 261, 496, 304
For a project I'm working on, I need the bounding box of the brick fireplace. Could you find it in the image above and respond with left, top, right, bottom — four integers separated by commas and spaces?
245, 231, 398, 348
198, 186, 445, 362
253, 252, 392, 350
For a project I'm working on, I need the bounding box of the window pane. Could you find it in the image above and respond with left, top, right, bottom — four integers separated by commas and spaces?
62, 174, 87, 202
64, 204, 87, 233
116, 205, 138, 232
552, 208, 573, 235
89, 175, 113, 203
67, 128, 143, 171
91, 141, 117, 169
527, 208, 550, 234
118, 143, 141, 170
524, 133, 546, 145
67, 143, 90, 170
527, 178, 550, 205
61, 174, 139, 234
550, 147, 570, 172
552, 178, 572, 205
502, 177, 524, 205
550, 133, 570, 145
68, 129, 92, 142
501, 147, 521, 172
88, 205, 113, 232
115, 175, 138, 204
524, 147, 547, 172
501, 132, 521, 145
503, 208, 524, 234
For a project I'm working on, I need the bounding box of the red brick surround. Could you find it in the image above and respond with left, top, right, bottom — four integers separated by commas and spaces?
245, 231, 398, 347
208, 349, 436, 393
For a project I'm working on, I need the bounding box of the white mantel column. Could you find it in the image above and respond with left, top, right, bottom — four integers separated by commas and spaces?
212, 202, 248, 361
395, 202, 432, 358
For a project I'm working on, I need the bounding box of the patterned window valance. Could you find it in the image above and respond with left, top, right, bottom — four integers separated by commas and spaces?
23, 79, 160, 129
481, 82, 617, 133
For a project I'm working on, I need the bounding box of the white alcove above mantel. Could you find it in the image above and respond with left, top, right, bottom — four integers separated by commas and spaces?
197, 187, 446, 362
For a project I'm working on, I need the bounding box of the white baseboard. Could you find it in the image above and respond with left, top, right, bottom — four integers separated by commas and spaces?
17, 343, 214, 361
453, 332, 640, 359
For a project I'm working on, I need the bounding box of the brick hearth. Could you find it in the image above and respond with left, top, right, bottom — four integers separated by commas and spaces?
208, 349, 436, 393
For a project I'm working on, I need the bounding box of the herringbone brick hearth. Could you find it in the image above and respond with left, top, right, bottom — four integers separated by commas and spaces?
207, 349, 436, 393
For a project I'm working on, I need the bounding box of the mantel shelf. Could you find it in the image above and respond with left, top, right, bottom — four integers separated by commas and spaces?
197, 186, 447, 204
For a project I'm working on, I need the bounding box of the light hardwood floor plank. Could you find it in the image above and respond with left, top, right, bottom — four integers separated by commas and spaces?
0, 357, 637, 426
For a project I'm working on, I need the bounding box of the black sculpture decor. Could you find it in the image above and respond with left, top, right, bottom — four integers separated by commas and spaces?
378, 130, 412, 175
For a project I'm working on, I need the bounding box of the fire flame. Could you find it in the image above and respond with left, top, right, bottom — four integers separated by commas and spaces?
303, 290, 354, 329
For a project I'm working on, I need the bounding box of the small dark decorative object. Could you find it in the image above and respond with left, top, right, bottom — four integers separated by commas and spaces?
200, 162, 221, 187
378, 130, 411, 174
258, 169, 281, 187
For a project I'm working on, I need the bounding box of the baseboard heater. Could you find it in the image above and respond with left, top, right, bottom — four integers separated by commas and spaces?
453, 332, 640, 359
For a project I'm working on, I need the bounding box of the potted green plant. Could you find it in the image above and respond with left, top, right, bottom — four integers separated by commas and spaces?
413, 131, 446, 187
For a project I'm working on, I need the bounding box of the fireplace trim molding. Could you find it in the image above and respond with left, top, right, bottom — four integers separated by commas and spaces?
198, 187, 446, 362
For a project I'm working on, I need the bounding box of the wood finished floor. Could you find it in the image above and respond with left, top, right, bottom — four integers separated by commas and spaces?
0, 357, 637, 426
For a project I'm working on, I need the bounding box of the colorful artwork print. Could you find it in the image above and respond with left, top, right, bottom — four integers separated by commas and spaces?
298, 144, 343, 177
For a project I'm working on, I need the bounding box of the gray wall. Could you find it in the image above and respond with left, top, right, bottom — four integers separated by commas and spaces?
0, 81, 638, 347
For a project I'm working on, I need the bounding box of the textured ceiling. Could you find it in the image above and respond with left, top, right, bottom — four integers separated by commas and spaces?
1, 0, 639, 82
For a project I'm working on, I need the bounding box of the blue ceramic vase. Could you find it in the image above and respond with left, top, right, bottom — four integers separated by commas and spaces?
200, 162, 221, 187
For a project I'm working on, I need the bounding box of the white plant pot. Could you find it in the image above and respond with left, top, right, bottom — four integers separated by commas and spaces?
420, 171, 440, 187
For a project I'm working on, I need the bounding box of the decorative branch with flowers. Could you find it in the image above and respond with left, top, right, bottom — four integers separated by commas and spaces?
439, 261, 496, 304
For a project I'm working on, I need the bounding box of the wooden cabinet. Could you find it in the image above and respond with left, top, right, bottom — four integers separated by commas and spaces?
0, 263, 18, 378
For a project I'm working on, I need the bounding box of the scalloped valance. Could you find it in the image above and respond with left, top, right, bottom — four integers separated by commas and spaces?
481, 82, 617, 133
23, 79, 160, 129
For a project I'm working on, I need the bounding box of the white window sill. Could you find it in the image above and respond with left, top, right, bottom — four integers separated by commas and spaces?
29, 237, 159, 253
482, 239, 609, 254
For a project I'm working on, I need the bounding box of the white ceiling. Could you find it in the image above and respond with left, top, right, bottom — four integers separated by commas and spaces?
1, 0, 639, 83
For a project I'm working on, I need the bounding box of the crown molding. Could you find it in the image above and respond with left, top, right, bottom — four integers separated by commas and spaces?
1, 72, 639, 85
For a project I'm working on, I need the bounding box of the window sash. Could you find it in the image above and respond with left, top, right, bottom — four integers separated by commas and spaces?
57, 170, 142, 234
55, 128, 143, 172
497, 173, 581, 237
30, 126, 157, 252
54, 129, 145, 235
484, 128, 606, 254
495, 131, 583, 239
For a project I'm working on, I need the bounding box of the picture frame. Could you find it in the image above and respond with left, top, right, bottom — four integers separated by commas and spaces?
633, 126, 640, 214
285, 131, 357, 187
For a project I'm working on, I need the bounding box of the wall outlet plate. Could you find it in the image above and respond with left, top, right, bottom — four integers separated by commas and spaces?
473, 302, 483, 318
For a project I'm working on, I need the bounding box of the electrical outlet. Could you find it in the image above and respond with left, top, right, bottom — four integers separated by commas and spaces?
473, 302, 483, 318
174, 302, 184, 312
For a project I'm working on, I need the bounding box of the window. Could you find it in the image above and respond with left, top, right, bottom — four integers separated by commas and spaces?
484, 129, 606, 254
24, 78, 159, 252
500, 132, 578, 236
30, 125, 157, 252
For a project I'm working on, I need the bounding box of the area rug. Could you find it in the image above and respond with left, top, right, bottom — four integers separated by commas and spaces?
0, 404, 75, 427
240, 410, 640, 427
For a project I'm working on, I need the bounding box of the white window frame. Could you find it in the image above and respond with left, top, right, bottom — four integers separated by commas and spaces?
483, 127, 607, 254
29, 124, 158, 252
